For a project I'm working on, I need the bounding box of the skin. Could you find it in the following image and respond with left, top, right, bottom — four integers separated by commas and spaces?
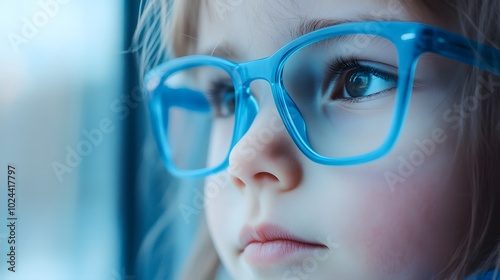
196, 0, 471, 279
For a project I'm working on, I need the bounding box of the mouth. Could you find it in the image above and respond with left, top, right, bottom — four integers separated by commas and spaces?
239, 223, 328, 265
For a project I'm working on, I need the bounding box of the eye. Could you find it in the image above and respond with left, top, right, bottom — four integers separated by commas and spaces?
207, 79, 236, 117
219, 91, 236, 117
326, 59, 398, 103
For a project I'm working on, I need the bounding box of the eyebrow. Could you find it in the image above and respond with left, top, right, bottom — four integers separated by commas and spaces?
294, 14, 405, 38
294, 18, 352, 39
201, 15, 404, 59
202, 41, 239, 59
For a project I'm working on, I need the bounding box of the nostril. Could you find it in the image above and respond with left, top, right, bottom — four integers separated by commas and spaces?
232, 177, 245, 188
254, 172, 279, 183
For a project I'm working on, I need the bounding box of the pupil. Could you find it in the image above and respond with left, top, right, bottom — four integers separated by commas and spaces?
347, 71, 370, 97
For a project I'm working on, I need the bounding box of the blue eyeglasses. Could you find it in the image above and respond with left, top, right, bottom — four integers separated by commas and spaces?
145, 21, 500, 178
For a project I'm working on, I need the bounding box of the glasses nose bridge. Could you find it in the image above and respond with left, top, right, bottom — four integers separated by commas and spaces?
231, 57, 284, 147
236, 57, 275, 87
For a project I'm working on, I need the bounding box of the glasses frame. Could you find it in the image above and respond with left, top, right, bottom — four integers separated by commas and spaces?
145, 21, 500, 178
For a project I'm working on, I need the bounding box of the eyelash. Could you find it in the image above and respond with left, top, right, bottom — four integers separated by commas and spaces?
326, 57, 398, 103
207, 79, 236, 117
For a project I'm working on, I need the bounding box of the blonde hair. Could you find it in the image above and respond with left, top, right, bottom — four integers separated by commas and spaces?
133, 0, 500, 279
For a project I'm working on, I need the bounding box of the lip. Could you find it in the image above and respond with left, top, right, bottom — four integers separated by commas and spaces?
239, 223, 327, 264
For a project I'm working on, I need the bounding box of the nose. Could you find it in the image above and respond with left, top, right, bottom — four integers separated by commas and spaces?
228, 80, 303, 192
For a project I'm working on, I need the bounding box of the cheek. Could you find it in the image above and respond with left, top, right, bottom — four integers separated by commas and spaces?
356, 195, 433, 275
204, 174, 232, 233
323, 112, 469, 277
346, 157, 469, 277
204, 173, 242, 254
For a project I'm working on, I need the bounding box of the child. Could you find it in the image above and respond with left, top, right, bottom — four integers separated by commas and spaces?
135, 0, 500, 279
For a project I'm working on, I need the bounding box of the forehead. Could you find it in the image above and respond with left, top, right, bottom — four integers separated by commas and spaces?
195, 0, 441, 60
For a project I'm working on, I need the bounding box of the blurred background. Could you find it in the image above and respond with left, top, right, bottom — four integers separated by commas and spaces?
0, 0, 168, 279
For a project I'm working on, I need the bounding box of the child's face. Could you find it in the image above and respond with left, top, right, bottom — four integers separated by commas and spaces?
196, 0, 470, 279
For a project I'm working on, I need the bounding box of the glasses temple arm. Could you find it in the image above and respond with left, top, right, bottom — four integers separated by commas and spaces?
429, 30, 500, 76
